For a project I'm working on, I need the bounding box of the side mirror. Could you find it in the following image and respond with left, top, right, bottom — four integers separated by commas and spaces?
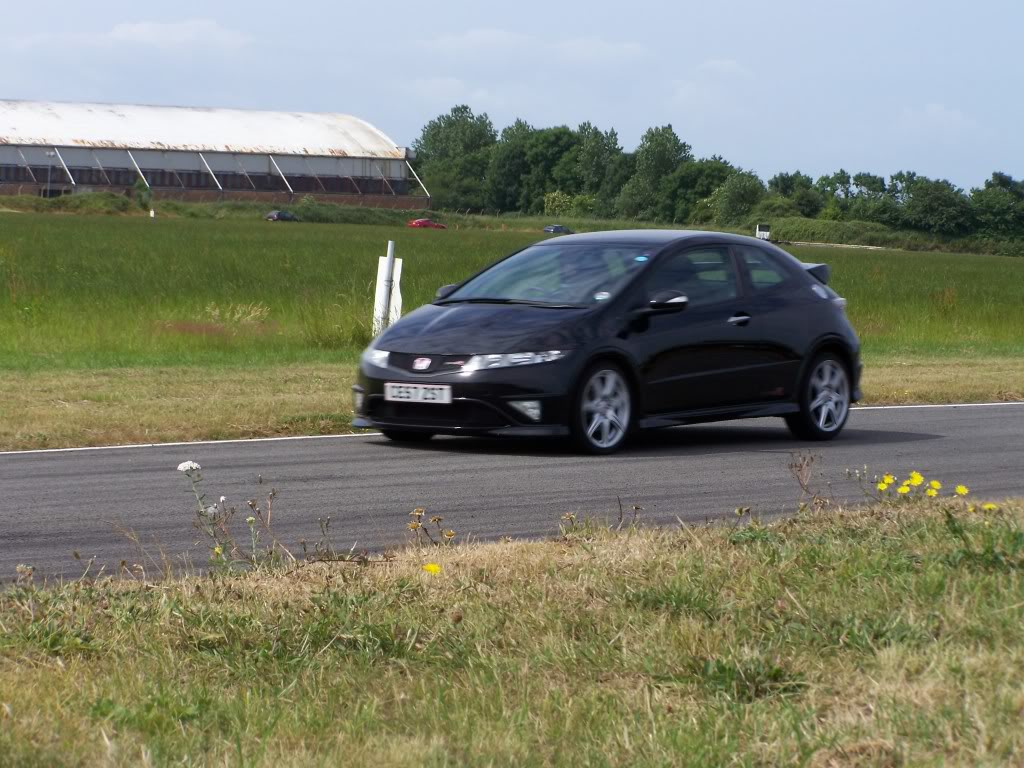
435, 284, 458, 301
646, 290, 689, 314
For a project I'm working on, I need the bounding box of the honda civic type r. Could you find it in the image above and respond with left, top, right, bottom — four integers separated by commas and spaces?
352, 230, 861, 454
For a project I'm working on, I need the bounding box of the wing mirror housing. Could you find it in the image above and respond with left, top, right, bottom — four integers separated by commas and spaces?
639, 290, 689, 315
435, 284, 458, 301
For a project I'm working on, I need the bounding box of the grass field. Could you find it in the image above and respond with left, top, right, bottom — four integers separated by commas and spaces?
1, 212, 1022, 449
2, 493, 1022, 766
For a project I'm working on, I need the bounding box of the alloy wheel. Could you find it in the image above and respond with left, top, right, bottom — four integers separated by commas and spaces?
581, 368, 631, 450
808, 359, 850, 433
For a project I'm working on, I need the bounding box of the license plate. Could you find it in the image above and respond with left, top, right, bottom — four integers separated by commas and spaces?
384, 383, 452, 404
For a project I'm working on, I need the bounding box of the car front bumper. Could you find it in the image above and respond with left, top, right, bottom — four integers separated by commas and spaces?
351, 360, 576, 437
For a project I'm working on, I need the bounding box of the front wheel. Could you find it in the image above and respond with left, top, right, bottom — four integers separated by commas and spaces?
785, 354, 851, 440
571, 363, 633, 454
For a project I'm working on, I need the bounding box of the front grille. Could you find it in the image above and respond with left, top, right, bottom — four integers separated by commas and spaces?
389, 352, 471, 375
368, 399, 508, 429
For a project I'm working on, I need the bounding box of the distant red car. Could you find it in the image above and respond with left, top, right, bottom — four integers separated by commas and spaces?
407, 218, 447, 229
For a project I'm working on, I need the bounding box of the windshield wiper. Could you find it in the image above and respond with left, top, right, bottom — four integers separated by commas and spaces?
435, 297, 582, 308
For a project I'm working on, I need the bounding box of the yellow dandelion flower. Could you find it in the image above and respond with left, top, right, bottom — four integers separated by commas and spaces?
926, 488, 938, 498
897, 485, 910, 495
410, 508, 425, 518
422, 563, 442, 575
982, 502, 998, 512
908, 471, 924, 487
882, 474, 896, 485
955, 485, 969, 496
929, 480, 942, 490
407, 521, 422, 530
876, 481, 889, 492
213, 545, 223, 557
443, 529, 456, 540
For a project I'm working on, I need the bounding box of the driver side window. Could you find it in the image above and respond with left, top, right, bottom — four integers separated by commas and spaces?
647, 248, 737, 308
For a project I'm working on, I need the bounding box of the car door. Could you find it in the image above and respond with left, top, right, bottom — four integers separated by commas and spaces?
733, 245, 808, 401
632, 245, 760, 413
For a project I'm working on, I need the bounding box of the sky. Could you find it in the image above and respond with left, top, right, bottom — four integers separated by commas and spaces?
2, 0, 1020, 189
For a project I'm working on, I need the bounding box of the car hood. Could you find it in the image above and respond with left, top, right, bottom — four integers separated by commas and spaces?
376, 302, 590, 354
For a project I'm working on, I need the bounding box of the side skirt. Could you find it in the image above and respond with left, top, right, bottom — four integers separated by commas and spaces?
638, 402, 800, 429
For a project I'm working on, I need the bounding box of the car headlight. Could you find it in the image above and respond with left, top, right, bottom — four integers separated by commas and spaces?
361, 348, 390, 368
461, 350, 568, 373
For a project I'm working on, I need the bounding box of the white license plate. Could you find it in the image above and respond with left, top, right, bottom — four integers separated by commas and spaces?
384, 383, 453, 404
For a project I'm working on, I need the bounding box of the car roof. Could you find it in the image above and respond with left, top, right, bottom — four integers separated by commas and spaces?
536, 229, 777, 248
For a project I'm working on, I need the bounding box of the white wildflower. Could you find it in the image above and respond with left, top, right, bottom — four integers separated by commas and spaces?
246, 516, 256, 526
177, 460, 201, 473
219, 496, 227, 504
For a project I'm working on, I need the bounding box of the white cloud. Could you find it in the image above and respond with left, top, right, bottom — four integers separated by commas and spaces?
421, 29, 645, 65
554, 38, 647, 63
423, 28, 529, 52
406, 77, 492, 107
107, 19, 250, 49
7, 19, 250, 52
697, 58, 750, 77
897, 103, 976, 140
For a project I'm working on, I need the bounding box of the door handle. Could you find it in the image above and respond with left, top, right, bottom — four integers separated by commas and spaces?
727, 313, 752, 326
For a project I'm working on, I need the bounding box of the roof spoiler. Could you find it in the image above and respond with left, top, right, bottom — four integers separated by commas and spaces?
802, 262, 831, 285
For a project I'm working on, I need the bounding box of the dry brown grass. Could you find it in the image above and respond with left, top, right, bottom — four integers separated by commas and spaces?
0, 364, 355, 451
2, 499, 1023, 766
1, 357, 1021, 451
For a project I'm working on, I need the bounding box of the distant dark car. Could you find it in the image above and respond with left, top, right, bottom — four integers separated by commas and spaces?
353, 230, 862, 454
265, 210, 299, 222
407, 218, 447, 229
544, 224, 574, 234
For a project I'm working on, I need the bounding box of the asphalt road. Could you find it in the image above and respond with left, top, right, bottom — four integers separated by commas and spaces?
2, 403, 1022, 579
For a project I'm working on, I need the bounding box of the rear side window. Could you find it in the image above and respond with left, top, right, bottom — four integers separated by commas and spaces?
739, 247, 791, 292
646, 247, 737, 308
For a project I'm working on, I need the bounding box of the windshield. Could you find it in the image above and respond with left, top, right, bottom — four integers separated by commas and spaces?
441, 244, 652, 307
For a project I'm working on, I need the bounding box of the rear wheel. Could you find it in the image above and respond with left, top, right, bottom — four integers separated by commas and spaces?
381, 429, 434, 443
571, 363, 633, 454
785, 354, 851, 440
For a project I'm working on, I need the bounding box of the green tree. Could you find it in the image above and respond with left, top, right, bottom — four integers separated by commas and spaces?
576, 123, 622, 196
815, 169, 853, 200
886, 171, 918, 204
903, 178, 974, 236
412, 105, 496, 163
517, 127, 581, 213
852, 172, 886, 198
484, 119, 534, 212
659, 156, 735, 222
413, 106, 497, 211
712, 171, 766, 224
767, 170, 822, 217
768, 171, 814, 198
971, 174, 1024, 238
616, 125, 691, 219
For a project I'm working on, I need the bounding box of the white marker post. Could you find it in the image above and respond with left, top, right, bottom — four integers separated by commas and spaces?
372, 240, 403, 336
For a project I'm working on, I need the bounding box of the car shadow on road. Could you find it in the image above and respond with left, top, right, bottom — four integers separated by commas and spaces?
368, 423, 943, 459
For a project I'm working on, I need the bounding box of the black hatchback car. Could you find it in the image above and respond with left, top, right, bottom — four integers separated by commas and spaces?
352, 230, 861, 454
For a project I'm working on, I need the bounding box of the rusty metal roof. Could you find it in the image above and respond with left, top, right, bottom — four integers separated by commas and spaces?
0, 100, 405, 159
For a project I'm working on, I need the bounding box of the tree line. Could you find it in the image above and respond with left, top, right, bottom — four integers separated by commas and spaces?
411, 105, 1024, 240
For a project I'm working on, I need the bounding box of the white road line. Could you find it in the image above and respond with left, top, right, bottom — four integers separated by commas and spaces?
0, 431, 380, 457
853, 402, 1024, 411
1, 401, 1022, 457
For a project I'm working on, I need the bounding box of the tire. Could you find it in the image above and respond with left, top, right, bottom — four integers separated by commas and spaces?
571, 362, 633, 455
785, 353, 851, 441
381, 429, 434, 443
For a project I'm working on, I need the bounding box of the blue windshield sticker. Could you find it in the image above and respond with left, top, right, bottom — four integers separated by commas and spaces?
635, 255, 649, 262
594, 291, 611, 301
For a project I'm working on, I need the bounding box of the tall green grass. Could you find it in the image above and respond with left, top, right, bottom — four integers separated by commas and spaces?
1, 212, 1022, 371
